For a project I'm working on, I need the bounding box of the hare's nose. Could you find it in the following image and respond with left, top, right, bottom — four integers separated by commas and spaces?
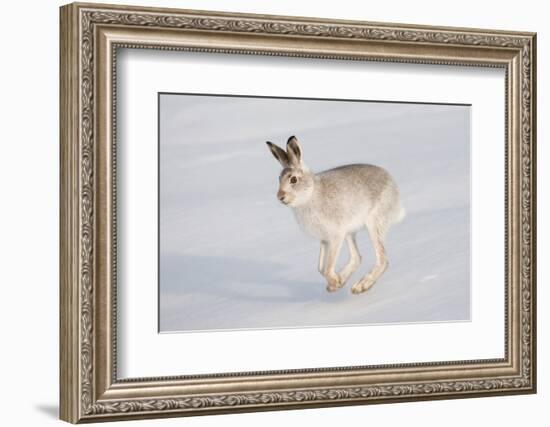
277, 190, 286, 201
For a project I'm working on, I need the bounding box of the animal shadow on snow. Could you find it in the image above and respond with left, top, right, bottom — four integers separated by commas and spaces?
160, 254, 349, 303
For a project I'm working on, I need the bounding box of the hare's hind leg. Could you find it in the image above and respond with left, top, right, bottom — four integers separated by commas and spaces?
351, 221, 389, 294
338, 233, 362, 286
322, 237, 345, 292
318, 241, 327, 275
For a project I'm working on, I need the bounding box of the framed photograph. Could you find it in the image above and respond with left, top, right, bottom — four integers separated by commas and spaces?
59, 2, 537, 423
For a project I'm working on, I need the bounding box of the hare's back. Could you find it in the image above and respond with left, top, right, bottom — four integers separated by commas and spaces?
319, 164, 395, 201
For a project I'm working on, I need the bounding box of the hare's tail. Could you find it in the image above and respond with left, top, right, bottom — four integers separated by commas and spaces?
395, 204, 406, 224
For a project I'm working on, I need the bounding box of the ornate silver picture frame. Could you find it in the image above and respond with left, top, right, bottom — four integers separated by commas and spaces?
60, 2, 536, 423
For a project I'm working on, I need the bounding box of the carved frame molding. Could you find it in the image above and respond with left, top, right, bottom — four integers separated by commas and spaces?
60, 2, 536, 423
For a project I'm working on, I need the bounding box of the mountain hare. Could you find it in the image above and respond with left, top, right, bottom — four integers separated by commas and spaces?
266, 136, 405, 294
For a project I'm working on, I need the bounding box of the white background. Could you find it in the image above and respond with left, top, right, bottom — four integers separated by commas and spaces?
0, 0, 545, 426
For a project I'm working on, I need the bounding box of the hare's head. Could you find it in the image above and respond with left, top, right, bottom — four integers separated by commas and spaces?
266, 136, 314, 207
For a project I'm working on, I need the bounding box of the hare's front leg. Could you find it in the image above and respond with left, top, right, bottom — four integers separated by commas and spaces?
338, 233, 362, 285
322, 237, 344, 292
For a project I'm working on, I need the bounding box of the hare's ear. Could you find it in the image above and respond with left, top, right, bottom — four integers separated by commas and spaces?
266, 141, 289, 168
286, 135, 302, 166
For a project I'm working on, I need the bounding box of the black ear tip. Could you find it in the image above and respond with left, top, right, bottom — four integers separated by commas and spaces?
266, 141, 272, 146
287, 135, 297, 144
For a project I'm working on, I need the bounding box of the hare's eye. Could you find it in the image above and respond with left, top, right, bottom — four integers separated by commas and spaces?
290, 176, 298, 184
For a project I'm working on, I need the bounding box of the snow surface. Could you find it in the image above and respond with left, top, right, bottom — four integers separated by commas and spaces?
158, 94, 470, 332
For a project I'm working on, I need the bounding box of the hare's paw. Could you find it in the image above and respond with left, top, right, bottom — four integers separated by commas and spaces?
325, 273, 344, 293
351, 275, 376, 294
